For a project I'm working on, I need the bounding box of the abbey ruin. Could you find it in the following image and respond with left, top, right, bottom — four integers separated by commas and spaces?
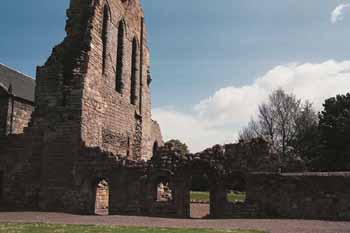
0, 0, 349, 220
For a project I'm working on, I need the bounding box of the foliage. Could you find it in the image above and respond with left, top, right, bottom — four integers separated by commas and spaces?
317, 94, 350, 171
0, 224, 265, 233
291, 101, 321, 168
165, 139, 190, 154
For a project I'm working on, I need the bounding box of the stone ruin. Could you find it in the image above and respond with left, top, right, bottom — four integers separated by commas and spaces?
0, 0, 350, 221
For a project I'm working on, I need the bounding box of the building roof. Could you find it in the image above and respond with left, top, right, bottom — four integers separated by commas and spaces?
0, 63, 35, 102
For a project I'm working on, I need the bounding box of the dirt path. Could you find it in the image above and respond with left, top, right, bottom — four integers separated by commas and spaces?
0, 212, 350, 233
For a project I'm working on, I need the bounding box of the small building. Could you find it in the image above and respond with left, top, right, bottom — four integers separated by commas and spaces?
0, 63, 35, 136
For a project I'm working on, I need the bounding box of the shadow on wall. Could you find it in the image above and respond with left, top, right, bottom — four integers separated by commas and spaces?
0, 170, 3, 201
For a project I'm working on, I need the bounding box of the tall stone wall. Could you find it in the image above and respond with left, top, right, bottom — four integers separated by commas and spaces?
80, 0, 160, 160
0, 0, 162, 212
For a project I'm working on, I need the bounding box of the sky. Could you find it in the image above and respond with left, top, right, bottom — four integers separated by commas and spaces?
1, 1, 350, 152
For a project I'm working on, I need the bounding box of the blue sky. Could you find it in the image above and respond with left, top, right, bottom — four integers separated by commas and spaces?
1, 1, 350, 151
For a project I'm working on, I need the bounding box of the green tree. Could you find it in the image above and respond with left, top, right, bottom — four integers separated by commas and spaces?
165, 139, 190, 155
292, 101, 321, 169
318, 93, 350, 171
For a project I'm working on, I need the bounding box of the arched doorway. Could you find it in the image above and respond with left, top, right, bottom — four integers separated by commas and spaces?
94, 179, 109, 215
190, 172, 211, 219
186, 159, 218, 219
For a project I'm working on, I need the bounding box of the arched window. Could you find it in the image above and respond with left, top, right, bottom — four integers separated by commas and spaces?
153, 141, 159, 157
130, 37, 138, 105
101, 5, 109, 74
116, 20, 125, 93
156, 179, 173, 203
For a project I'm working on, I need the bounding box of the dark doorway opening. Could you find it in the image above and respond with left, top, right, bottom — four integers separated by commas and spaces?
152, 141, 159, 158
94, 179, 109, 216
190, 173, 210, 219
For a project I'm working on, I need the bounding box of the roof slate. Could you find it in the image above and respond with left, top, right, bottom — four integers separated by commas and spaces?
0, 63, 35, 102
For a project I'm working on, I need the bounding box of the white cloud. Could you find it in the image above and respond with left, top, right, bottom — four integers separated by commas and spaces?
153, 60, 350, 153
331, 4, 350, 23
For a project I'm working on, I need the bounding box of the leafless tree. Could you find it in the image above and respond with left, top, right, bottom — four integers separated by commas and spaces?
239, 89, 317, 160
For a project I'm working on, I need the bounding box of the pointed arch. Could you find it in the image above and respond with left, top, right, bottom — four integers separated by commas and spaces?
130, 37, 138, 105
101, 4, 110, 74
152, 141, 159, 158
116, 19, 126, 93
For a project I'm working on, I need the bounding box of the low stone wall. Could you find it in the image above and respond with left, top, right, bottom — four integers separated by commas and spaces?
248, 172, 350, 221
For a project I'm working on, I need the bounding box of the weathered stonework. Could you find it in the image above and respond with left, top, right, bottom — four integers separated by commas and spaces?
0, 0, 162, 212
0, 0, 349, 222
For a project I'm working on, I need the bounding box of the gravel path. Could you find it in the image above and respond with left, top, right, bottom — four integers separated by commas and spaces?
0, 212, 350, 233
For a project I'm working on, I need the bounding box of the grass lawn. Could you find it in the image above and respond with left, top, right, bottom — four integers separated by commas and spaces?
0, 224, 266, 233
191, 192, 246, 202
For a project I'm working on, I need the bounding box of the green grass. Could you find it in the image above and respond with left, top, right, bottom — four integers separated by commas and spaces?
0, 223, 266, 233
191, 192, 246, 202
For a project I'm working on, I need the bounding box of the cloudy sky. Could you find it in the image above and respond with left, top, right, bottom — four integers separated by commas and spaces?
1, 1, 350, 152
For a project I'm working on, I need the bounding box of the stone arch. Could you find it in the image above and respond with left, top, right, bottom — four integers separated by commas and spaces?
144, 169, 177, 216
115, 19, 126, 93
91, 176, 111, 215
130, 37, 139, 105
185, 160, 220, 218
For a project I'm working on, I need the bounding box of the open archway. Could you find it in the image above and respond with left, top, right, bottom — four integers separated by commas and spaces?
190, 172, 211, 219
225, 172, 252, 218
226, 174, 246, 204
94, 179, 110, 215
186, 160, 218, 219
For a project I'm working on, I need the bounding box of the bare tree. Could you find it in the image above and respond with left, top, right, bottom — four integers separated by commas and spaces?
239, 89, 316, 160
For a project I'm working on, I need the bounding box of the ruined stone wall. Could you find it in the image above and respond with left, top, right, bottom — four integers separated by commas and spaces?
80, 0, 157, 160
0, 132, 41, 211
248, 172, 350, 221
0, 88, 8, 136
0, 0, 161, 212
29, 0, 93, 209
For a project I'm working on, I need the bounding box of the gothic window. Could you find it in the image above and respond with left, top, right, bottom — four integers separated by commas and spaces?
130, 37, 138, 105
101, 5, 109, 74
153, 141, 159, 158
116, 20, 125, 93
